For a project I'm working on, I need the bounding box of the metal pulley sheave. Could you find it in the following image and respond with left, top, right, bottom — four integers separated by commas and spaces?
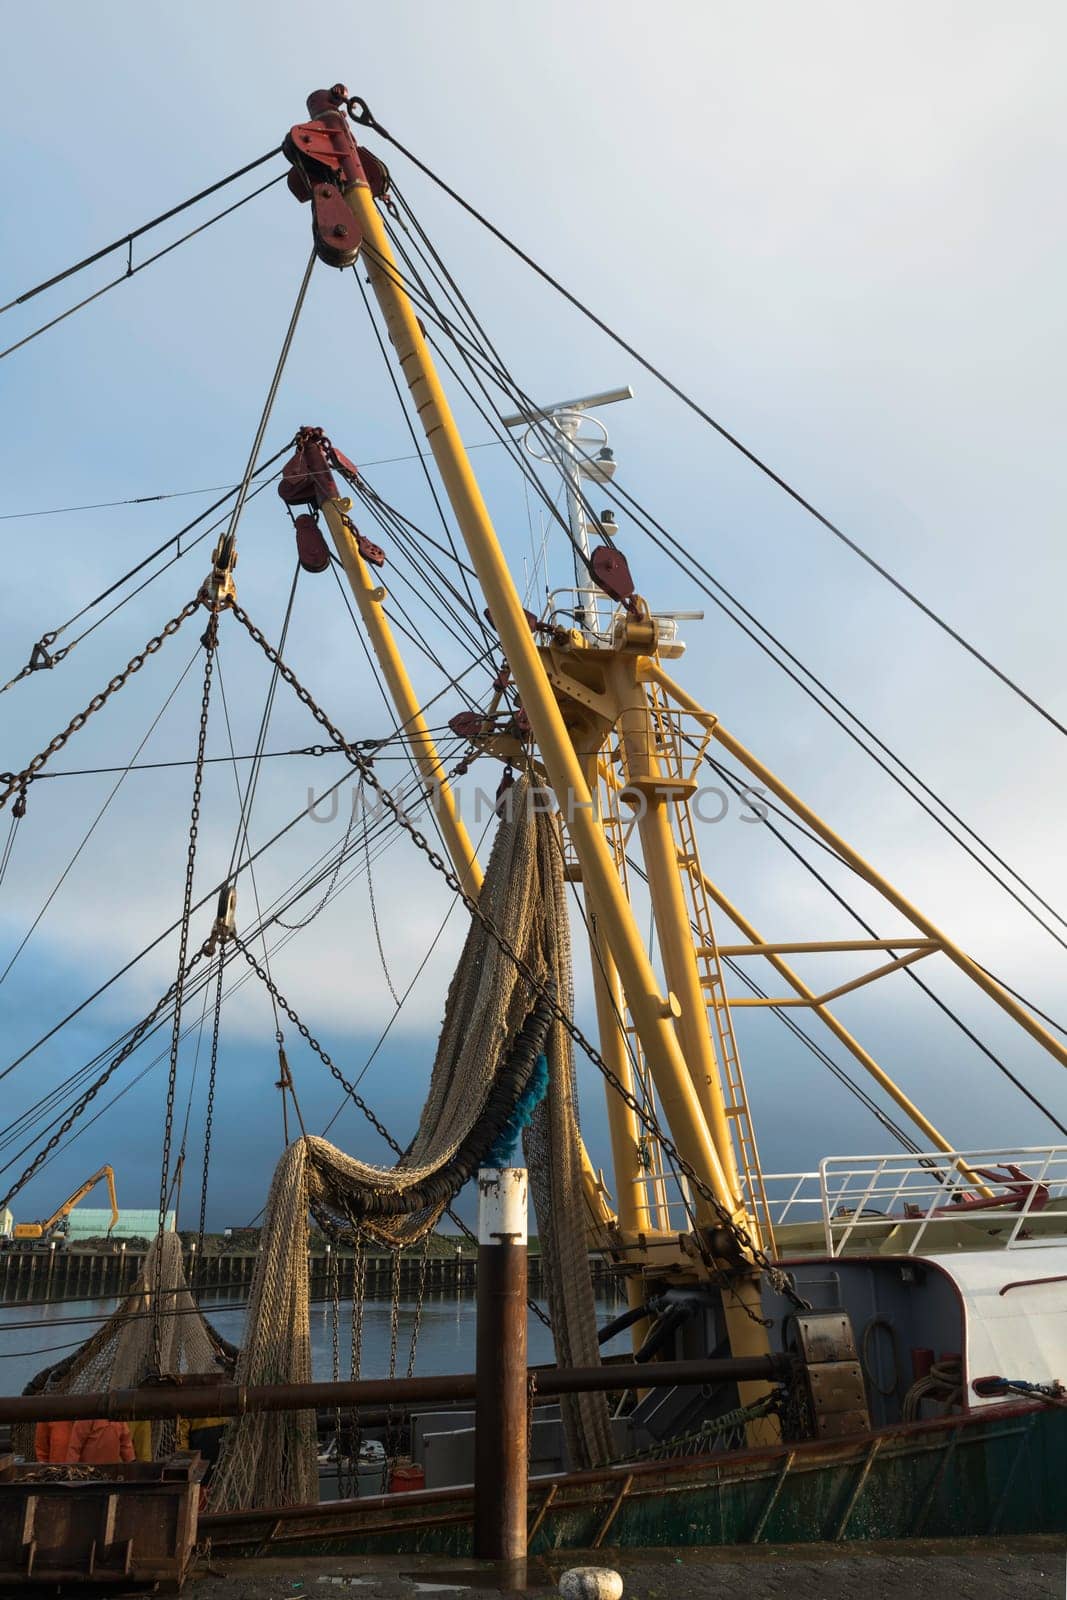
283, 84, 392, 269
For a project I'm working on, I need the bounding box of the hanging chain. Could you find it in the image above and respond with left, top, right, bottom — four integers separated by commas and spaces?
0, 600, 200, 811
388, 1248, 402, 1380
328, 1245, 344, 1493
406, 1234, 431, 1379
386, 1246, 404, 1464
349, 1230, 367, 1481
154, 613, 218, 1371
230, 933, 405, 1157
195, 955, 226, 1273
227, 599, 805, 1309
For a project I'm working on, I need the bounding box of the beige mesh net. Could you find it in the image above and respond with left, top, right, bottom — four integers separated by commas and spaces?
16, 1232, 234, 1458
211, 779, 612, 1511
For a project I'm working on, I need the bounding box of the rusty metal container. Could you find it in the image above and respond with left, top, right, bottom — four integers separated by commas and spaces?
0, 1451, 202, 1589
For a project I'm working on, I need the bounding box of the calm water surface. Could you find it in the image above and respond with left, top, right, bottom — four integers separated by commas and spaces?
0, 1288, 629, 1394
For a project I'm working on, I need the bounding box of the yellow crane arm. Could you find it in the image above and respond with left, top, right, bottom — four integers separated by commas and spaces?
13, 1165, 119, 1240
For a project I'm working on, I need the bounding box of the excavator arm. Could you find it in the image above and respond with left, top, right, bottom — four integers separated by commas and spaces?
12, 1165, 118, 1241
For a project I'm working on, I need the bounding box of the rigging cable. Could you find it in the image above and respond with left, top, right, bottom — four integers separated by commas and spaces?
373, 213, 1067, 959
0, 438, 500, 522
0, 169, 288, 363
354, 225, 1067, 1131
1, 149, 281, 315
0, 644, 202, 990
0, 648, 493, 1091
0, 447, 291, 698
701, 751, 1067, 1139
353, 110, 1067, 743
353, 269, 493, 656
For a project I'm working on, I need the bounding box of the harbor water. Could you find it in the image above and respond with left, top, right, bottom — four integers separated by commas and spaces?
0, 1287, 628, 1395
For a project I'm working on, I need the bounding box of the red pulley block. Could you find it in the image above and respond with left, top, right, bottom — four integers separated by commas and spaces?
449, 711, 488, 739
590, 543, 635, 604
294, 514, 331, 574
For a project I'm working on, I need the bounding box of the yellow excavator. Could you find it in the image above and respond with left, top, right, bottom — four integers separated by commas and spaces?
12, 1165, 119, 1243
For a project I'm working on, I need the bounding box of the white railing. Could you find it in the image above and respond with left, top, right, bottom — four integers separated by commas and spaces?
752, 1147, 1067, 1257
747, 1171, 825, 1230
818, 1145, 1067, 1256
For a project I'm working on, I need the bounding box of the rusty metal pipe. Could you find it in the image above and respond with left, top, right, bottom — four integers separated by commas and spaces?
0, 1356, 788, 1426
474, 1167, 528, 1564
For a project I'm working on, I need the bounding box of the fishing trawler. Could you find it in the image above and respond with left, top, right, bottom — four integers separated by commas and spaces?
1, 83, 1065, 1579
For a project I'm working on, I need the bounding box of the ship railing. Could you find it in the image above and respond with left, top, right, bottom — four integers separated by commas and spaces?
744, 1170, 824, 1230
816, 1144, 1067, 1256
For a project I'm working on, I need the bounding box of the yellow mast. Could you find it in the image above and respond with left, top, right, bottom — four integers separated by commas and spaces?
291, 96, 777, 1402
328, 133, 743, 1240
318, 492, 483, 899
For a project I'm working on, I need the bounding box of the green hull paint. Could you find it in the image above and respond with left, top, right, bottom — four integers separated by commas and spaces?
202, 1402, 1066, 1558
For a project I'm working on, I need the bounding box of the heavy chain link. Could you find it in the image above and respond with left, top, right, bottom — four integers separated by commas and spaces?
195, 957, 226, 1271
230, 932, 405, 1158
154, 613, 217, 1370
228, 599, 805, 1308
348, 1233, 367, 1487
406, 1234, 431, 1379
0, 601, 200, 811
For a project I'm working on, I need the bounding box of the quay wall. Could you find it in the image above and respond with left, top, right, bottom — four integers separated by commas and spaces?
0, 1245, 615, 1303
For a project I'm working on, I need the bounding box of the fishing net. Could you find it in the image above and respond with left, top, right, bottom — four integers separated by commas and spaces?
15, 1232, 235, 1459
211, 778, 612, 1511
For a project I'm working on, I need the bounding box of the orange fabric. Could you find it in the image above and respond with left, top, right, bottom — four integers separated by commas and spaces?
66, 1418, 136, 1465
34, 1420, 73, 1463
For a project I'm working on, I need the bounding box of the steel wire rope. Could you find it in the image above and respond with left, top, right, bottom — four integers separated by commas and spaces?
359, 240, 1067, 1156
355, 475, 479, 581
699, 752, 1067, 1139
371, 194, 1067, 962
216, 651, 286, 1041
353, 269, 494, 657
0, 173, 288, 365
0, 452, 290, 699
0, 712, 478, 1169
0, 767, 448, 1191
359, 117, 1067, 743
1, 150, 282, 314
327, 562, 475, 869
0, 644, 203, 991
0, 441, 501, 523
349, 484, 489, 650
379, 210, 1067, 955
337, 481, 496, 674
0, 646, 494, 1091
380, 253, 1067, 1090
0, 813, 20, 890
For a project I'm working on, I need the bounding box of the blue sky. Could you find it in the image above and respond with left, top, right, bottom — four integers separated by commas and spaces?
1, 3, 1065, 1230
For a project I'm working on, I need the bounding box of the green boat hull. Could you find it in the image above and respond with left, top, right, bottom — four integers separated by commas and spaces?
202, 1400, 1066, 1558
